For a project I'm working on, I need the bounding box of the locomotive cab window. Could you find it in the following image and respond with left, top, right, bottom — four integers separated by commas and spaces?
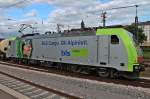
111, 35, 119, 44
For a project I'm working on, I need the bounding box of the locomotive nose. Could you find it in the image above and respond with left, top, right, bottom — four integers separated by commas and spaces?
137, 47, 144, 64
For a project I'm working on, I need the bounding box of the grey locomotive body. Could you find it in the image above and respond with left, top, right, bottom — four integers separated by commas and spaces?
6, 28, 144, 78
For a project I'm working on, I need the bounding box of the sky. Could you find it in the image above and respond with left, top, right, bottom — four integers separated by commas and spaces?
0, 0, 150, 38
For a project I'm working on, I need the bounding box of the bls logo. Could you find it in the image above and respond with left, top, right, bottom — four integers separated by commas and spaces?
61, 50, 71, 56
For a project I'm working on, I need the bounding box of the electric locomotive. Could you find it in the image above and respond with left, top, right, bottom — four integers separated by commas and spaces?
6, 28, 145, 79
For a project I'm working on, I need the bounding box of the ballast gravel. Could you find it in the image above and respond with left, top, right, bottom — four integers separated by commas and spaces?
0, 64, 150, 99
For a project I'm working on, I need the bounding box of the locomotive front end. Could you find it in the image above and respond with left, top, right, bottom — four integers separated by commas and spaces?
133, 47, 145, 72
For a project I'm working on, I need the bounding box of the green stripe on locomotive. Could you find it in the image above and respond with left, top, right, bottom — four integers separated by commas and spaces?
8, 36, 16, 40
96, 28, 137, 72
71, 48, 88, 57
16, 39, 24, 58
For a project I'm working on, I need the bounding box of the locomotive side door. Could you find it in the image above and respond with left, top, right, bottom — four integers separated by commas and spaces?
109, 35, 128, 71
98, 35, 110, 66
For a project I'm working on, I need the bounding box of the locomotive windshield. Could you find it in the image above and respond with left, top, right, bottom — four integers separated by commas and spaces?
128, 32, 137, 44
128, 31, 144, 58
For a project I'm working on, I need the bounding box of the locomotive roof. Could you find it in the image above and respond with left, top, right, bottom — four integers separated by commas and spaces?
20, 29, 96, 39
21, 33, 40, 38
18, 28, 130, 39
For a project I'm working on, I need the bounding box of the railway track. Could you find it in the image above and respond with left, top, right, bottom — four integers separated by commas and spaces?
0, 60, 150, 89
0, 73, 68, 99
0, 62, 82, 99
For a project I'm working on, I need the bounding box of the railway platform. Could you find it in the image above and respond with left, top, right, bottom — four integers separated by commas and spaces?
0, 62, 150, 99
0, 89, 17, 99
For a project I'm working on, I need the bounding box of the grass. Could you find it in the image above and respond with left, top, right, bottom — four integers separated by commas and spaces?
143, 51, 150, 59
142, 47, 150, 59
140, 47, 150, 77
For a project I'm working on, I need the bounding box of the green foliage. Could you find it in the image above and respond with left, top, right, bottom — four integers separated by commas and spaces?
125, 25, 147, 45
142, 47, 150, 59
143, 51, 150, 59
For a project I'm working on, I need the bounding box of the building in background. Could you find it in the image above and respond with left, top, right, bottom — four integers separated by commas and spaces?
138, 21, 150, 46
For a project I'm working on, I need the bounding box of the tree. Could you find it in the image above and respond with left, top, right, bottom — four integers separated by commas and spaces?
125, 25, 147, 45
81, 20, 85, 29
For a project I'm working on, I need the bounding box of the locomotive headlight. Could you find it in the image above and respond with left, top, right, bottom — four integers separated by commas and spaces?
134, 66, 139, 70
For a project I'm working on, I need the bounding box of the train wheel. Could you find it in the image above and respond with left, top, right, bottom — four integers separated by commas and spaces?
70, 65, 78, 72
110, 69, 119, 79
97, 68, 110, 78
